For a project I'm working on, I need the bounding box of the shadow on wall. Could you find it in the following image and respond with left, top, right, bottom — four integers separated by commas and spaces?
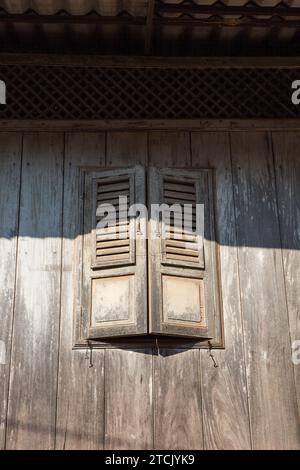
0, 131, 299, 253
0, 174, 299, 251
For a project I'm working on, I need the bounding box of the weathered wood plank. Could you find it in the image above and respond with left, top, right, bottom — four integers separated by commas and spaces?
56, 349, 104, 450
55, 132, 106, 449
104, 349, 153, 449
0, 133, 22, 450
2, 54, 300, 68
104, 131, 153, 449
149, 131, 191, 167
231, 131, 300, 449
2, 120, 300, 133
6, 133, 64, 449
191, 131, 252, 449
149, 130, 203, 449
272, 131, 300, 418
153, 349, 203, 449
107, 131, 148, 166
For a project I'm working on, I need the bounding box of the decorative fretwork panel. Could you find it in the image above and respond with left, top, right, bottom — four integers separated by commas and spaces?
0, 65, 299, 119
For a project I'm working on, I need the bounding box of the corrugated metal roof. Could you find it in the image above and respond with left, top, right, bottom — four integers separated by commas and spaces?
1, 1, 300, 55
2, 0, 300, 14
0, 1, 148, 15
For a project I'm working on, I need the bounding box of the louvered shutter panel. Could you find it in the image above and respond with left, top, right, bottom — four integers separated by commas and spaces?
93, 175, 134, 268
148, 167, 218, 339
82, 166, 147, 339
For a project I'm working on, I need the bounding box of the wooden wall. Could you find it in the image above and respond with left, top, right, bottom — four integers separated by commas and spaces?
0, 129, 299, 450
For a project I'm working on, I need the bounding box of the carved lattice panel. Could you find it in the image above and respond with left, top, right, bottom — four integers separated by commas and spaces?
0, 65, 299, 119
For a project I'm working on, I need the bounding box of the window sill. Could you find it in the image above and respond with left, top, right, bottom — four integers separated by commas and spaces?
73, 335, 224, 350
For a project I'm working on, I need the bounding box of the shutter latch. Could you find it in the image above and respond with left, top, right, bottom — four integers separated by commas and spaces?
208, 341, 219, 368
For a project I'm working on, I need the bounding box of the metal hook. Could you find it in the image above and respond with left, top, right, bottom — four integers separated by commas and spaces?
208, 341, 219, 368
87, 340, 93, 368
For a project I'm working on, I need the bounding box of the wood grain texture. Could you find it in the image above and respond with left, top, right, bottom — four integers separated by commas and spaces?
107, 131, 148, 166
6, 133, 64, 449
150, 129, 204, 449
104, 131, 153, 449
56, 349, 104, 450
154, 349, 203, 449
191, 131, 252, 449
1, 54, 300, 68
2, 119, 300, 133
82, 166, 148, 339
104, 349, 153, 449
231, 131, 300, 449
272, 131, 300, 419
148, 131, 191, 167
147, 166, 213, 338
0, 133, 22, 449
1, 128, 300, 450
55, 132, 106, 449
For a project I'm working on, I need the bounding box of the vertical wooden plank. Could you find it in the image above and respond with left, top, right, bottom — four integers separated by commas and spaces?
105, 349, 153, 449
55, 132, 106, 449
154, 349, 203, 449
104, 131, 153, 449
191, 131, 251, 449
0, 133, 22, 450
106, 131, 148, 166
6, 133, 64, 450
149, 130, 204, 449
272, 131, 300, 417
231, 131, 300, 449
149, 131, 191, 167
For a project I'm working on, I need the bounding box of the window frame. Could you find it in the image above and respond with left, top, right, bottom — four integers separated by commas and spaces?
73, 166, 224, 349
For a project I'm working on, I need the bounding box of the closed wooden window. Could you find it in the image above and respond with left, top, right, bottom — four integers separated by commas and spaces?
76, 166, 222, 343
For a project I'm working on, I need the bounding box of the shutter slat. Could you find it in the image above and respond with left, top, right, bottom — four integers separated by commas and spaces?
165, 227, 197, 237
166, 232, 197, 242
96, 210, 129, 223
98, 181, 129, 193
164, 181, 195, 193
164, 200, 196, 211
96, 245, 130, 256
96, 220, 129, 231
93, 252, 130, 263
164, 190, 195, 202
97, 191, 129, 202
165, 253, 200, 263
166, 240, 198, 249
165, 246, 199, 257
95, 233, 129, 242
96, 239, 130, 249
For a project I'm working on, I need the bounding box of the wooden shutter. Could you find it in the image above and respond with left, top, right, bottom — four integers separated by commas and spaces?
82, 166, 147, 339
148, 167, 219, 339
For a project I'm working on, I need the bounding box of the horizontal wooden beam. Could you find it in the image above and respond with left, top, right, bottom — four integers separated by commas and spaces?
1, 54, 300, 68
1, 119, 300, 132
